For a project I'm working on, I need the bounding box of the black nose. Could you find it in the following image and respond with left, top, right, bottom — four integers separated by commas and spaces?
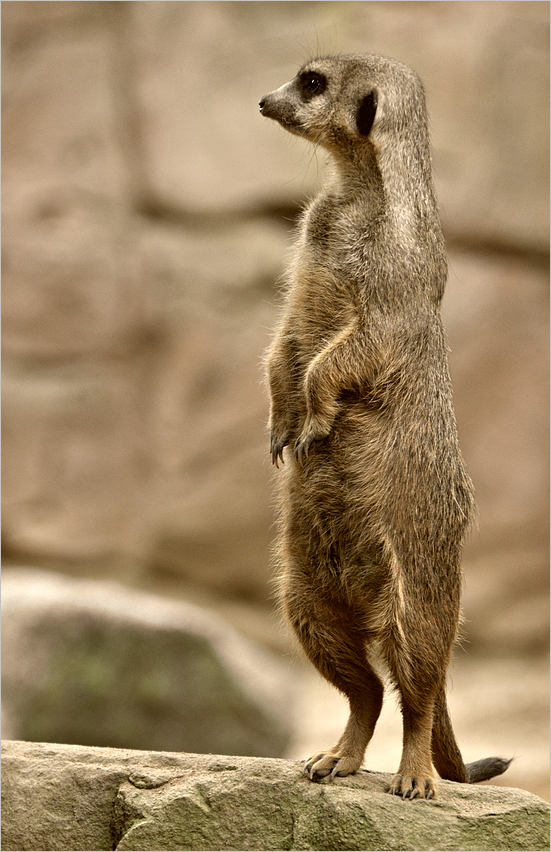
259, 98, 266, 113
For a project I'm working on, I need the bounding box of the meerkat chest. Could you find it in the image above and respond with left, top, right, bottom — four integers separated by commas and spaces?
290, 259, 358, 347
303, 191, 374, 259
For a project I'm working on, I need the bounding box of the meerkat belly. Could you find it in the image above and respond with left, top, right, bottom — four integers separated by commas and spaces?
282, 404, 392, 597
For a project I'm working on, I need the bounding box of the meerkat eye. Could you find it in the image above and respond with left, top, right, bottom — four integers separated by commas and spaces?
299, 71, 327, 99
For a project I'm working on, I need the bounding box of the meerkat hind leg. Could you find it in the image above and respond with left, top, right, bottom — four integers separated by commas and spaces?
389, 680, 438, 799
305, 678, 383, 780
285, 594, 384, 780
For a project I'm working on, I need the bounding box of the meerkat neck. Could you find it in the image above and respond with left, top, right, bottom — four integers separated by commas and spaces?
328, 132, 436, 213
324, 148, 385, 216
378, 135, 440, 229
326, 145, 441, 255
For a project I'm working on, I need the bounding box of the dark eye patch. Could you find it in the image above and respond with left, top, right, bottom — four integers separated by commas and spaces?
298, 71, 327, 100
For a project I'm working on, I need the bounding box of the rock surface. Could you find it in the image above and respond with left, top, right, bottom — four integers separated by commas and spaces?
1, 568, 292, 757
2, 740, 549, 852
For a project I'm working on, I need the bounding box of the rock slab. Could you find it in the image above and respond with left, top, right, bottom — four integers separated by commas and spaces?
2, 741, 549, 852
1, 569, 292, 757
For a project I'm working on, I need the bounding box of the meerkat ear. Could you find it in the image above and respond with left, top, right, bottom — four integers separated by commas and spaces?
356, 90, 378, 136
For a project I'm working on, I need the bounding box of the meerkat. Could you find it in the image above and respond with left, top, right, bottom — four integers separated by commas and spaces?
259, 54, 510, 800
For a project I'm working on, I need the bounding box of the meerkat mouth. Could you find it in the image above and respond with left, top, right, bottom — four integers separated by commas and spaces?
259, 99, 296, 126
259, 99, 311, 141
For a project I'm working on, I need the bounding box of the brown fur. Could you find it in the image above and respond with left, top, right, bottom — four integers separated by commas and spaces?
260, 54, 510, 799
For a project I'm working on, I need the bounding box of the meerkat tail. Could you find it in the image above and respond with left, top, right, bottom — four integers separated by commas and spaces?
431, 690, 468, 782
432, 689, 512, 784
465, 757, 513, 784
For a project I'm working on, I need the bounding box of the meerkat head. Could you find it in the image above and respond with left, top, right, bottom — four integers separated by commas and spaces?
259, 54, 428, 162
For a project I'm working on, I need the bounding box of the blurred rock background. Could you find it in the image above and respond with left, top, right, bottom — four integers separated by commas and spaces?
2, 1, 548, 799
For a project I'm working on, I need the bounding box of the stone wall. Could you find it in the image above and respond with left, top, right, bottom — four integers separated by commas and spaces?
2, 3, 549, 644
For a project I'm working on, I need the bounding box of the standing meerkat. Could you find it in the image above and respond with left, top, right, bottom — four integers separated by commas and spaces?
259, 54, 510, 800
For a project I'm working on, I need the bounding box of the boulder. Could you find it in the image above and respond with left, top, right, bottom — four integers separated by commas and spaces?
2, 740, 549, 852
1, 569, 292, 758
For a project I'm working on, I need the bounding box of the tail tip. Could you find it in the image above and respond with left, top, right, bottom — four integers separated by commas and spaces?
466, 756, 513, 784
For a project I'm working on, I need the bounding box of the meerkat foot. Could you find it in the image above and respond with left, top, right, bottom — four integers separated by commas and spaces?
389, 773, 435, 800
304, 751, 361, 781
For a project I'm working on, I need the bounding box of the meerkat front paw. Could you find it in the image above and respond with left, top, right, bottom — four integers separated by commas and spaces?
294, 417, 332, 465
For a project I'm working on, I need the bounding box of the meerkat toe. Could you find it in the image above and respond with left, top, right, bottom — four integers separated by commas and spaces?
303, 753, 328, 778
304, 752, 360, 781
308, 758, 336, 779
270, 432, 289, 467
393, 775, 415, 798
330, 756, 360, 779
389, 775, 401, 796
293, 435, 311, 465
311, 766, 332, 779
389, 774, 436, 800
404, 778, 418, 799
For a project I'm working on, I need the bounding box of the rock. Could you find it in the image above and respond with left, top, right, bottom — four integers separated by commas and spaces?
1, 215, 282, 595
1, 1, 160, 575
442, 249, 549, 655
2, 740, 549, 852
2, 3, 139, 361
1, 361, 154, 573
1, 569, 293, 757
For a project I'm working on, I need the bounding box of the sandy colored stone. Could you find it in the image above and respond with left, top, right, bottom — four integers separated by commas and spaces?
2, 741, 549, 852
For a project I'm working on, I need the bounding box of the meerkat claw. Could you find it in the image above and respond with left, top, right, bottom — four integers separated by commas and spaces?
270, 433, 288, 467
294, 432, 315, 465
